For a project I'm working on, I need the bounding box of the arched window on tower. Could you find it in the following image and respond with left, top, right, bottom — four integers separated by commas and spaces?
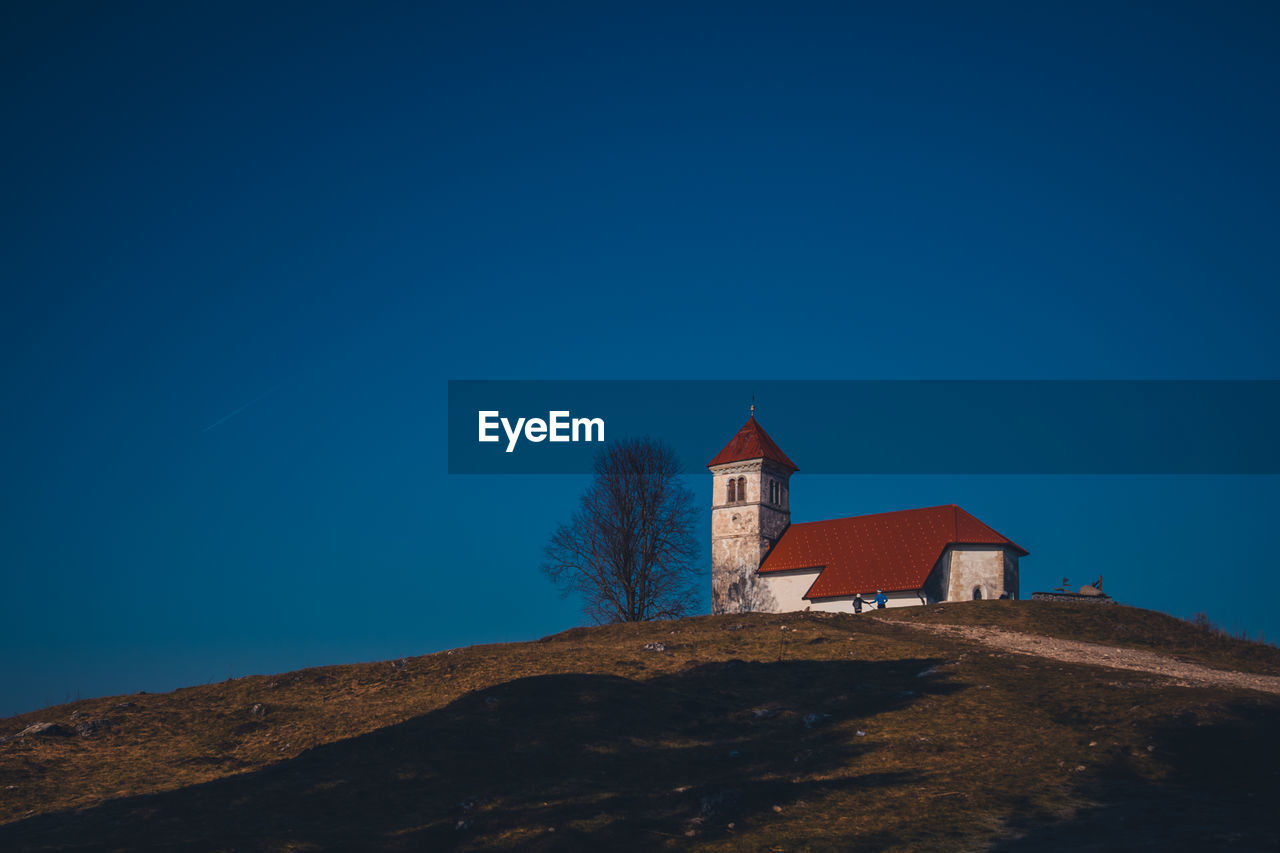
727, 478, 736, 503
737, 476, 746, 502
972, 586, 983, 600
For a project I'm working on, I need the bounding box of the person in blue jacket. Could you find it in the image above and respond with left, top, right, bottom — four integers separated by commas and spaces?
874, 589, 888, 609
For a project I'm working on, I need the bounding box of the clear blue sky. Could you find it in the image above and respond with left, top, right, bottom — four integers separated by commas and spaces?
2, 1, 1278, 716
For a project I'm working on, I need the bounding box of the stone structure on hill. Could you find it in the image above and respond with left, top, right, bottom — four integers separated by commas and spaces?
1030, 591, 1115, 603
709, 412, 1029, 614
1032, 575, 1113, 603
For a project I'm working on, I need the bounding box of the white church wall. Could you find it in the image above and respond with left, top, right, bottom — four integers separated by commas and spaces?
758, 569, 821, 613
806, 589, 924, 613
758, 572, 928, 614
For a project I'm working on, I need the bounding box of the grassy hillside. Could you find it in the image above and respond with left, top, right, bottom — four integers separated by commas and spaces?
2, 602, 1278, 851
875, 600, 1280, 676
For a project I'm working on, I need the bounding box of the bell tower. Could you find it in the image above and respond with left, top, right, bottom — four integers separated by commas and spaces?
708, 410, 797, 614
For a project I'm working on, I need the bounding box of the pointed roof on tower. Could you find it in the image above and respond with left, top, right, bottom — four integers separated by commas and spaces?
708, 416, 798, 471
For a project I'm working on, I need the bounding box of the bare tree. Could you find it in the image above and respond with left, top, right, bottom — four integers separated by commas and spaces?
542, 438, 700, 623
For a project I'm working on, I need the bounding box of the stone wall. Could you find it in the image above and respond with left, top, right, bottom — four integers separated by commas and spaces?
1031, 591, 1115, 604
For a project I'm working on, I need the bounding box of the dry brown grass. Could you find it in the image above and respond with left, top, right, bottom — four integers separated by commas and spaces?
873, 600, 1280, 676
2, 603, 1278, 851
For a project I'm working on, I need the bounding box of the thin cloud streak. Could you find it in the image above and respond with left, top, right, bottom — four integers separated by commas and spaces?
201, 384, 281, 432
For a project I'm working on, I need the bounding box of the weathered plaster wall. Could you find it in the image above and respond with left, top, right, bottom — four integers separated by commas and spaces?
945, 546, 1009, 601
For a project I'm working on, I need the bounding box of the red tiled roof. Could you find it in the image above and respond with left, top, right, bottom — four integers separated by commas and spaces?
707, 417, 798, 470
758, 505, 1028, 598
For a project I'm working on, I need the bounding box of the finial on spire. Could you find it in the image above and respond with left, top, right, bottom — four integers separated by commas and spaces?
749, 392, 755, 418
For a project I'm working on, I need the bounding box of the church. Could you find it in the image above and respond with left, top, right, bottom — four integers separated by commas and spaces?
708, 414, 1028, 614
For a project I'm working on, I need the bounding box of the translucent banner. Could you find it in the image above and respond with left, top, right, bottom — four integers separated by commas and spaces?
447, 380, 1280, 474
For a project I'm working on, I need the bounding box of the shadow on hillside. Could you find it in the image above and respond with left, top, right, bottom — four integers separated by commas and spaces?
0, 657, 954, 852
992, 700, 1280, 852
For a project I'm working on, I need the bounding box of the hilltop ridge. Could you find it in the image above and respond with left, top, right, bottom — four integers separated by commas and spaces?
2, 602, 1279, 851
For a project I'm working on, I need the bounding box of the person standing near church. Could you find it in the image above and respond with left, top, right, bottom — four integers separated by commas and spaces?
874, 589, 887, 609
853, 594, 863, 614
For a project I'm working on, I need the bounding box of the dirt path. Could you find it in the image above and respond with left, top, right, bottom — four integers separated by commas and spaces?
897, 622, 1280, 695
